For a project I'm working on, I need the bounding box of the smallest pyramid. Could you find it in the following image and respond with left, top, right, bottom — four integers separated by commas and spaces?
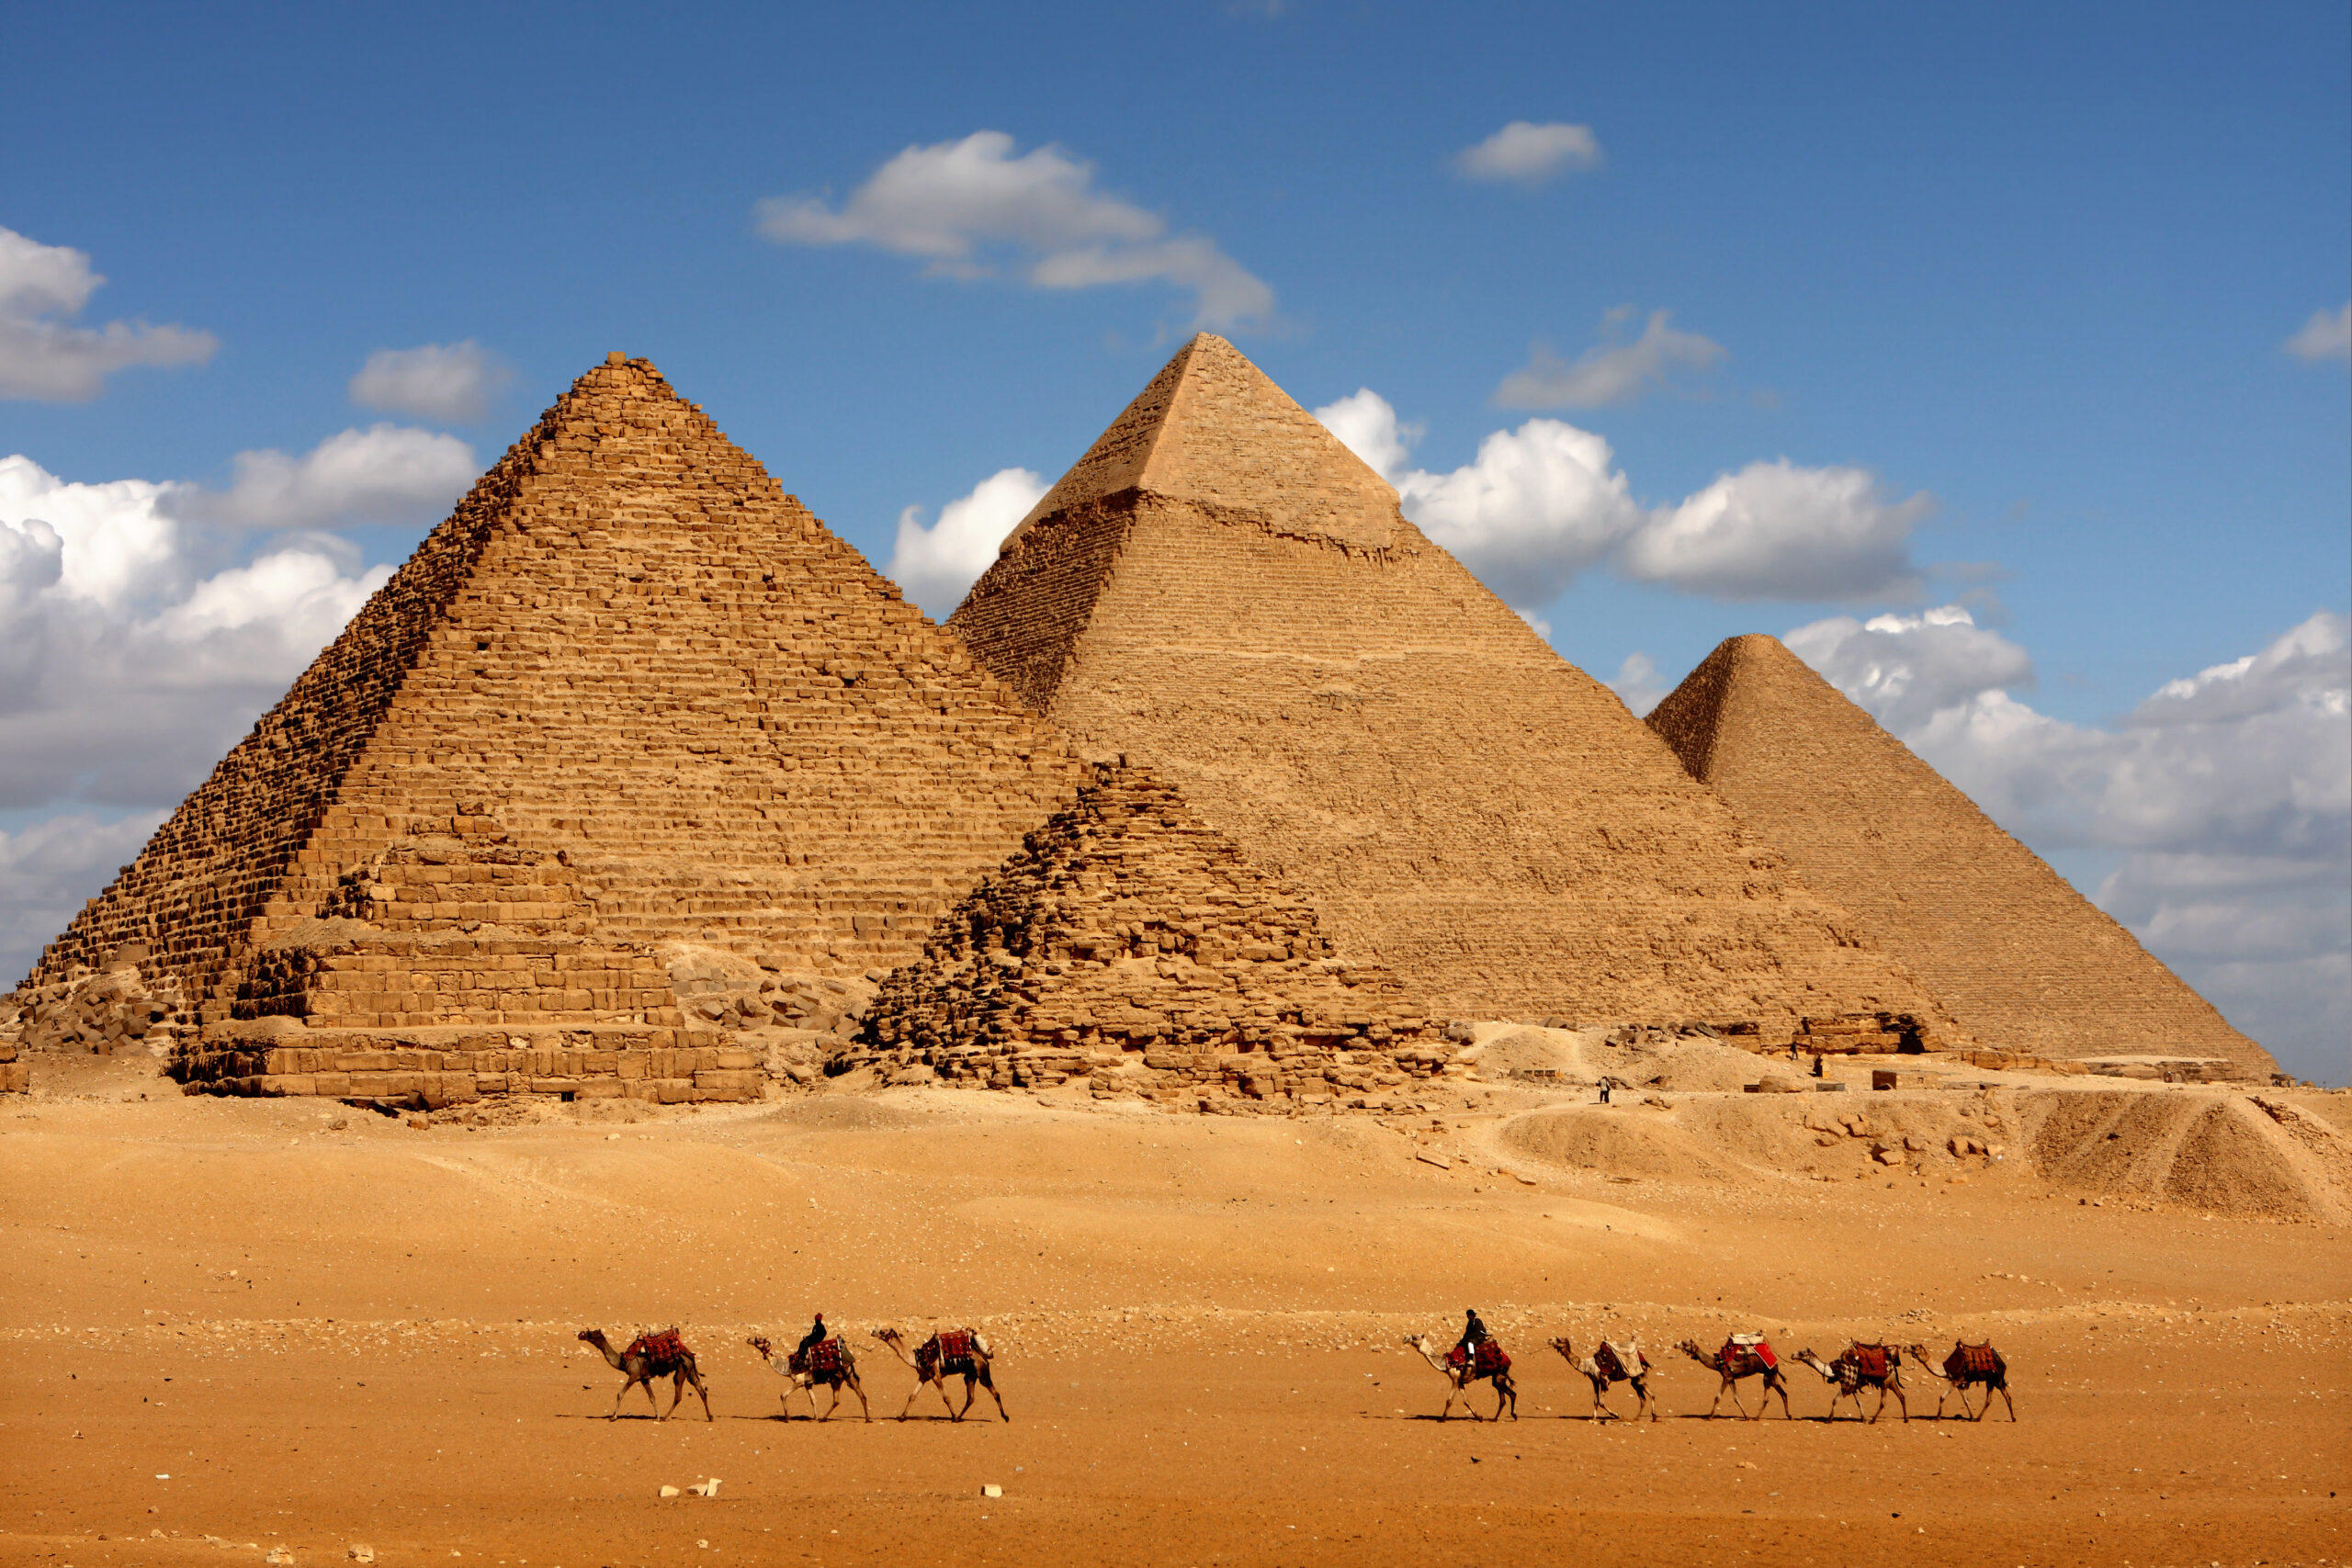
852, 764, 1452, 1104
1646, 634, 2276, 1074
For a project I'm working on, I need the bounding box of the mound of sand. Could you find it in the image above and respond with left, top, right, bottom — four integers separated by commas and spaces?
1501, 1107, 1741, 1182
2022, 1089, 2352, 1223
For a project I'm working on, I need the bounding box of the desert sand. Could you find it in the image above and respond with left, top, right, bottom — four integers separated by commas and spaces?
5, 1043, 2346, 1568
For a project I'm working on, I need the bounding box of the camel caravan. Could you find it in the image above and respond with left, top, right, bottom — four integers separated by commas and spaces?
579, 1315, 2014, 1426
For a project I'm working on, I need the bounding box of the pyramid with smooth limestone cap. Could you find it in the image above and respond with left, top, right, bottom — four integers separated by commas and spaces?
17, 352, 1088, 1104
948, 333, 1956, 1043
1645, 633, 2276, 1074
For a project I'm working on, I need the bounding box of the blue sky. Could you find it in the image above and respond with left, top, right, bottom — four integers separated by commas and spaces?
3, 1, 2346, 1077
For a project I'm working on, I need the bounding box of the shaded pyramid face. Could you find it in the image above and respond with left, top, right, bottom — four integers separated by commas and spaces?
1646, 634, 2274, 1073
25, 354, 1086, 1099
949, 334, 1952, 1038
851, 762, 1446, 1102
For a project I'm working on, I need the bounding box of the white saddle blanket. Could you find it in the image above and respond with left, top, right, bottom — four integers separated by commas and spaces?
1727, 1332, 1769, 1348
1600, 1340, 1645, 1373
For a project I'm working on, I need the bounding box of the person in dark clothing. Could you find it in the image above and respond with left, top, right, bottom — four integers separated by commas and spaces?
797, 1314, 829, 1358
1455, 1308, 1489, 1369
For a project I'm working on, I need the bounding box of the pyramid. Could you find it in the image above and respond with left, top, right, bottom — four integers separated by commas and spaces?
21, 353, 1087, 1104
947, 334, 1956, 1043
851, 762, 1449, 1104
1645, 634, 2277, 1074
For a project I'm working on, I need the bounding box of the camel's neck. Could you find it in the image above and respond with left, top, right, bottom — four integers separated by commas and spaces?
878, 1338, 916, 1369
593, 1339, 625, 1371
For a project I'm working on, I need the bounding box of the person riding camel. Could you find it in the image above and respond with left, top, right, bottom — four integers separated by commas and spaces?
1456, 1308, 1490, 1372
797, 1314, 829, 1362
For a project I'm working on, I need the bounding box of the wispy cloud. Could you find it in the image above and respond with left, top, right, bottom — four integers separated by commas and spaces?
349, 340, 513, 423
1495, 309, 1725, 409
756, 131, 1273, 330
0, 226, 216, 401
2284, 302, 2350, 365
169, 425, 479, 531
1453, 121, 1602, 185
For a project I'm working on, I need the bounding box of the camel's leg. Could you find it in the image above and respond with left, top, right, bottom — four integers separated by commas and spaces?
1996, 1382, 2016, 1422
897, 1379, 923, 1421
1636, 1377, 1656, 1423
1590, 1375, 1608, 1422
1770, 1374, 1792, 1421
642, 1376, 663, 1420
984, 1368, 1009, 1423
1498, 1374, 1517, 1421
691, 1370, 713, 1423
609, 1378, 634, 1422
1888, 1378, 1906, 1424
956, 1377, 978, 1422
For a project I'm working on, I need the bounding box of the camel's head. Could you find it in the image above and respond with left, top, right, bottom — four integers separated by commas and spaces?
576, 1329, 605, 1346
1546, 1337, 1575, 1359
1674, 1338, 1705, 1358
1399, 1333, 1430, 1353
746, 1336, 772, 1359
871, 1326, 901, 1345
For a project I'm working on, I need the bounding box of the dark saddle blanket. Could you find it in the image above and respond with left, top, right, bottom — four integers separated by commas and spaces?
1721, 1337, 1777, 1372
1840, 1344, 1893, 1382
788, 1337, 845, 1378
920, 1330, 979, 1377
626, 1330, 688, 1369
1950, 1342, 2004, 1378
1445, 1342, 1511, 1378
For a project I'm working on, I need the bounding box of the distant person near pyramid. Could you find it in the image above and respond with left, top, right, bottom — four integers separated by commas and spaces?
12, 354, 1087, 1106
946, 333, 1957, 1046
1645, 634, 2276, 1076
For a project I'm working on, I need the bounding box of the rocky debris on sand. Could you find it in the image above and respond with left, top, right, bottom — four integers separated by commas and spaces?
3, 942, 187, 1077
847, 764, 1454, 1105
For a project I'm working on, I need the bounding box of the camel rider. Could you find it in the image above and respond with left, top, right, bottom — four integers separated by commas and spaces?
1456, 1308, 1489, 1371
797, 1314, 829, 1359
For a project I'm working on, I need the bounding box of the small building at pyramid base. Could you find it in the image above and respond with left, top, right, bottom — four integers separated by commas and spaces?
846, 764, 1462, 1109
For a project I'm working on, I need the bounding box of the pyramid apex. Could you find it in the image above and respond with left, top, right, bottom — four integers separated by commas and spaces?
605, 350, 625, 365
1006, 333, 1398, 551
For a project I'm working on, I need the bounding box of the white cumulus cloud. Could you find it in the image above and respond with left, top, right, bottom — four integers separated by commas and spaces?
1790, 608, 2350, 1081
1495, 310, 1725, 409
0, 453, 394, 817
885, 467, 1049, 619
0, 226, 217, 401
1621, 458, 1933, 600
2283, 302, 2351, 365
1314, 389, 1927, 606
1605, 651, 1670, 716
1453, 121, 1603, 184
171, 424, 479, 531
349, 340, 513, 423
756, 131, 1273, 330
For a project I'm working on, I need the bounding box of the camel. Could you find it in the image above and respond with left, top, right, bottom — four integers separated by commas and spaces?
1674, 1337, 1793, 1419
1546, 1337, 1657, 1421
1906, 1340, 2016, 1421
1401, 1334, 1518, 1422
746, 1334, 871, 1422
577, 1327, 711, 1422
1793, 1344, 1908, 1423
870, 1326, 1009, 1423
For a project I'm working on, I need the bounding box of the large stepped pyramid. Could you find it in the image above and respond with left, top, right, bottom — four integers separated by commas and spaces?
19, 352, 1087, 1103
1646, 634, 2276, 1075
849, 762, 1451, 1106
947, 333, 1958, 1043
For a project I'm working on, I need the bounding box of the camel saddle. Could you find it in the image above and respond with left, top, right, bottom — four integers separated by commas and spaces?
1446, 1342, 1511, 1378
920, 1330, 978, 1378
1721, 1335, 1776, 1371
1594, 1341, 1643, 1381
789, 1337, 844, 1378
626, 1329, 689, 1370
1951, 1342, 2004, 1378
1842, 1343, 1892, 1381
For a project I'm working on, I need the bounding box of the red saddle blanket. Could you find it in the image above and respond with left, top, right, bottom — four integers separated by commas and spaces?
1592, 1343, 1635, 1382
937, 1330, 975, 1362
1722, 1337, 1777, 1372
789, 1337, 844, 1378
627, 1330, 687, 1368
1445, 1343, 1511, 1378
1843, 1344, 1891, 1381
1951, 1343, 2003, 1378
